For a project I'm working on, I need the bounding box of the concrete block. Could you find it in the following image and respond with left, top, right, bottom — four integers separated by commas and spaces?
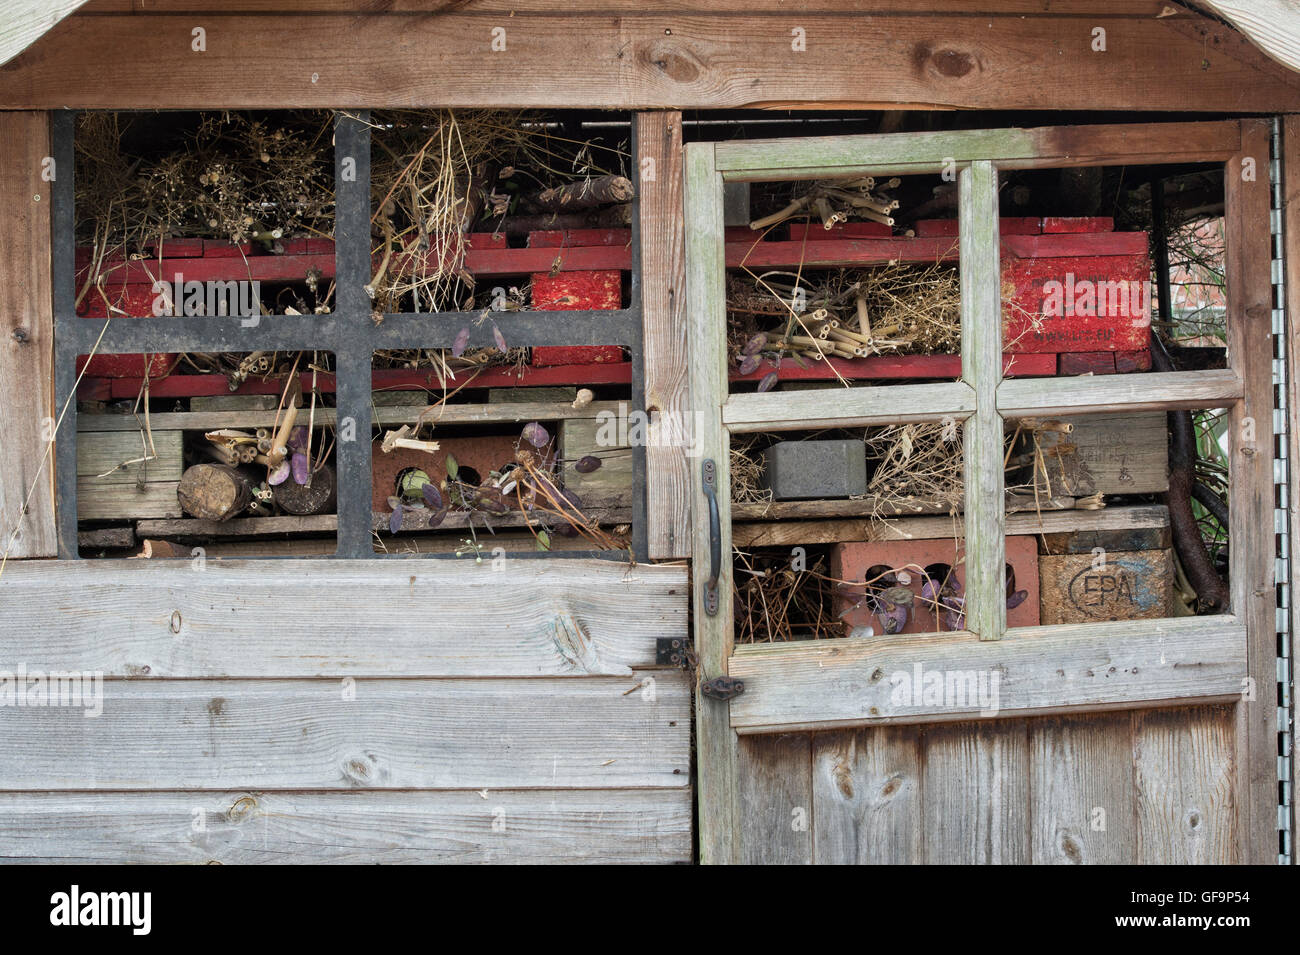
760, 439, 867, 500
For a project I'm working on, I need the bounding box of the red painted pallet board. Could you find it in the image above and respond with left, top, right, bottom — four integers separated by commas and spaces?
728, 352, 1055, 383
915, 217, 1042, 237
787, 222, 893, 241
530, 270, 623, 366
79, 362, 636, 400
1042, 216, 1115, 234
527, 229, 631, 248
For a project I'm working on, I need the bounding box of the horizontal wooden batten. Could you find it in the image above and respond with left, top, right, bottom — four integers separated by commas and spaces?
0, 675, 691, 790
716, 121, 1246, 181
0, 558, 687, 677
729, 615, 1245, 734
3, 16, 1295, 111
723, 381, 974, 433
0, 788, 692, 864
77, 400, 627, 433
997, 370, 1242, 417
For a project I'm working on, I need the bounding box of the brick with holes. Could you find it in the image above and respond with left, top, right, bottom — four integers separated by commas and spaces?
830, 536, 1040, 635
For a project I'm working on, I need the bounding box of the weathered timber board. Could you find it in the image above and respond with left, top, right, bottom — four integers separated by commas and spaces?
812, 726, 922, 865
0, 675, 691, 790
0, 558, 687, 676
560, 417, 633, 506
1031, 411, 1169, 495
737, 733, 812, 865
728, 616, 1244, 733
1038, 549, 1174, 625
922, 720, 1030, 864
0, 789, 692, 864
77, 429, 183, 484
76, 478, 181, 520
7, 12, 1298, 111
1134, 704, 1238, 864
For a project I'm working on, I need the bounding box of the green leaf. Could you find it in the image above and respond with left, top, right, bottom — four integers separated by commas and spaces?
446, 454, 459, 480
536, 528, 551, 552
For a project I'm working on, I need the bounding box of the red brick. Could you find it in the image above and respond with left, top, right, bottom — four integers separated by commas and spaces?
1114, 349, 1152, 373
75, 282, 178, 378
531, 345, 623, 366
830, 535, 1040, 634
372, 433, 520, 511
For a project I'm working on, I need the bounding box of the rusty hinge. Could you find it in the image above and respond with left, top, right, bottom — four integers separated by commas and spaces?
700, 676, 745, 701
656, 637, 695, 668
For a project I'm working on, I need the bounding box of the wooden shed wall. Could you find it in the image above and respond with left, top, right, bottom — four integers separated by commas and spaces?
0, 1, 1295, 865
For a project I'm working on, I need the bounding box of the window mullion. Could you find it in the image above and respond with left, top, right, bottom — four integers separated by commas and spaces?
959, 160, 1006, 641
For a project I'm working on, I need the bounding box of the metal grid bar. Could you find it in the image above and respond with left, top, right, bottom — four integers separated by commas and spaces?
51, 110, 648, 560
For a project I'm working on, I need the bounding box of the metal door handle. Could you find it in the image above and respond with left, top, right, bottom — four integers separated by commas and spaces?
703, 458, 720, 616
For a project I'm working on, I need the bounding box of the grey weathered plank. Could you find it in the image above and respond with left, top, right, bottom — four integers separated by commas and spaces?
1029, 713, 1136, 864
812, 727, 921, 865
0, 111, 55, 560
76, 401, 627, 432
922, 720, 1029, 864
684, 140, 739, 864
1226, 119, 1281, 865
723, 381, 975, 433
1134, 705, 1238, 864
77, 429, 183, 483
729, 616, 1246, 733
737, 733, 811, 865
959, 161, 1005, 641
0, 675, 691, 791
637, 111, 692, 560
0, 558, 687, 676
1029, 412, 1169, 495
76, 478, 182, 520
997, 369, 1242, 418
0, 789, 692, 864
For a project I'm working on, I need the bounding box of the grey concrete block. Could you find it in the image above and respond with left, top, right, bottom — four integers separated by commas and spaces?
760, 439, 869, 500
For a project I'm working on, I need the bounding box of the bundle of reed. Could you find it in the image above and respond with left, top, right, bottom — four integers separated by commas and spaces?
749, 176, 903, 232
733, 549, 837, 643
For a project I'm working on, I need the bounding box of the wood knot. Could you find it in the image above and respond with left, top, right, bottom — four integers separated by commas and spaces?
1061, 832, 1083, 864
912, 43, 980, 79
227, 794, 258, 822
641, 42, 702, 84
11, 327, 29, 344
880, 774, 902, 798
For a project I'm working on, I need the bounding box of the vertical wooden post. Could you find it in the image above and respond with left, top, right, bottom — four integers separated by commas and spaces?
685, 141, 738, 864
1226, 119, 1280, 864
0, 111, 55, 560
1285, 114, 1300, 855
636, 111, 692, 559
960, 160, 1006, 641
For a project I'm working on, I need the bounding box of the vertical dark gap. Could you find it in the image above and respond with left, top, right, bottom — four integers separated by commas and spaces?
51, 111, 79, 559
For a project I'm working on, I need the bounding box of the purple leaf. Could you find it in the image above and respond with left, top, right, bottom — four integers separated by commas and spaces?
421, 483, 443, 509
741, 333, 766, 357
492, 323, 507, 352
386, 495, 403, 511
920, 579, 939, 604
452, 326, 470, 358
574, 455, 601, 474
521, 421, 549, 448
738, 354, 761, 376
287, 426, 308, 452
427, 505, 447, 529
389, 506, 404, 535
291, 451, 309, 485
1005, 589, 1029, 610
877, 602, 909, 635
268, 459, 291, 486
757, 370, 779, 393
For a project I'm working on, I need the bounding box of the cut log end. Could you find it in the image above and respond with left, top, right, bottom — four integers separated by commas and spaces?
177, 463, 252, 522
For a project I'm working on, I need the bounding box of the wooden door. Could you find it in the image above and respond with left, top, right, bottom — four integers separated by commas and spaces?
685, 120, 1279, 864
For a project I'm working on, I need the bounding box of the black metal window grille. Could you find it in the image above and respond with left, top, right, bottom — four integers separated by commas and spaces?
51, 110, 648, 560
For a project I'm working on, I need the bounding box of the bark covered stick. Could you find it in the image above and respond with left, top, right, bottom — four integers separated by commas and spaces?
531, 174, 635, 212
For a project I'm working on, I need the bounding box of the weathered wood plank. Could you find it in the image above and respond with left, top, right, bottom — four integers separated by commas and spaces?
723, 381, 974, 433
0, 111, 55, 560
961, 161, 1005, 641
997, 369, 1242, 418
77, 429, 183, 484
812, 727, 921, 864
0, 558, 686, 676
637, 111, 692, 559
737, 733, 811, 865
0, 675, 691, 790
729, 616, 1246, 733
71, 2, 1189, 14
684, 141, 739, 864
733, 504, 1170, 548
76, 478, 181, 520
1226, 119, 1279, 865
0, 788, 693, 864
922, 720, 1029, 864
1029, 412, 1169, 495
1285, 114, 1300, 841
1029, 713, 1136, 864
1134, 705, 1238, 864
717, 121, 1248, 181
4, 15, 1297, 111
76, 400, 628, 431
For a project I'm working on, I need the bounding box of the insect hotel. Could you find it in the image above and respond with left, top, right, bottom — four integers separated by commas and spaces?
0, 0, 1296, 866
